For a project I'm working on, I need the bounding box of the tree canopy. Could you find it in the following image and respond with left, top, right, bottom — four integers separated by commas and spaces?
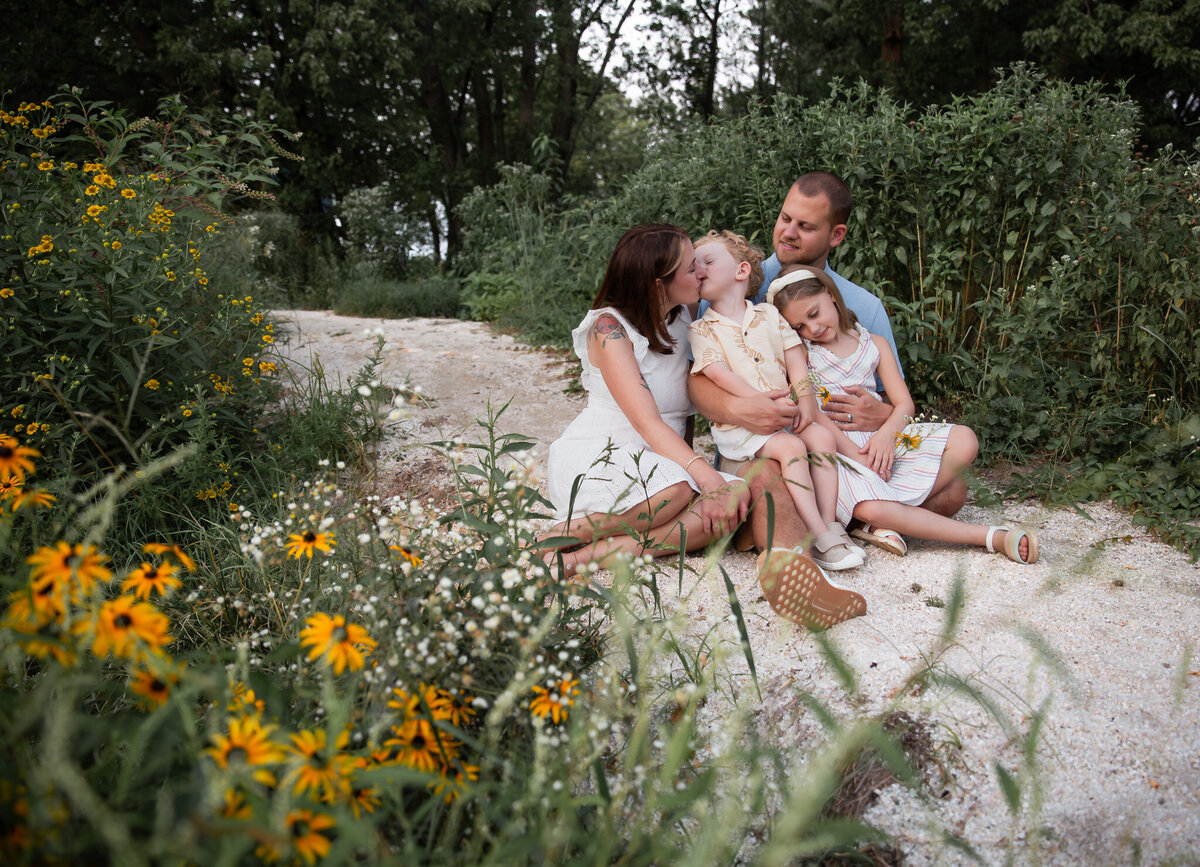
6, 0, 1196, 264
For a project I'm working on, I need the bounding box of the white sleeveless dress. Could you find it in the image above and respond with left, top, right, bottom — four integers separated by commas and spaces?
805, 327, 953, 525
546, 307, 738, 522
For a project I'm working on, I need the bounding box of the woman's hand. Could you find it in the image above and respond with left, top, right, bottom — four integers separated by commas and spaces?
695, 467, 750, 537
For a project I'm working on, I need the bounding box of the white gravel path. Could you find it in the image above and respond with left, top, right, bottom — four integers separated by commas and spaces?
278, 310, 1200, 865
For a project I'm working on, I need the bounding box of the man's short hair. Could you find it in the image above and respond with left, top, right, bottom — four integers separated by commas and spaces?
792, 171, 852, 225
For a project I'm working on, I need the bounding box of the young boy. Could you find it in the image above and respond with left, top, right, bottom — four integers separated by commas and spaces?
688, 230, 861, 571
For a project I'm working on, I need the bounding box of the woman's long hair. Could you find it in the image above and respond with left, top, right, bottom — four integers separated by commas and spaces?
591, 224, 690, 354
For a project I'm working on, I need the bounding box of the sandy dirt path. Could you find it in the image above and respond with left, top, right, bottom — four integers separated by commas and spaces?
278, 310, 1200, 865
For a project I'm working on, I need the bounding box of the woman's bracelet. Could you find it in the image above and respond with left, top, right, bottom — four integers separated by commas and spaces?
683, 454, 704, 474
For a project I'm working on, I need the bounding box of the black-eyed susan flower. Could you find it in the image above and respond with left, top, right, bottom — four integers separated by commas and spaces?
121, 188, 136, 199
3, 595, 75, 666
9, 487, 55, 511
229, 680, 266, 716
529, 677, 579, 724
389, 544, 422, 567
299, 612, 375, 674
0, 435, 39, 482
383, 718, 457, 773
83, 594, 172, 658
27, 541, 111, 595
285, 728, 353, 801
221, 787, 253, 821
129, 662, 181, 708
142, 541, 196, 572
429, 761, 480, 802
348, 780, 382, 817
387, 682, 452, 723
285, 530, 335, 560
437, 688, 477, 728
0, 477, 21, 501
895, 431, 923, 453
206, 716, 285, 784
279, 809, 335, 865
121, 560, 182, 599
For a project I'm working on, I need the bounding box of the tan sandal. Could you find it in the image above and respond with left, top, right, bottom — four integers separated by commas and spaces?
850, 523, 908, 557
986, 525, 1039, 565
756, 548, 867, 631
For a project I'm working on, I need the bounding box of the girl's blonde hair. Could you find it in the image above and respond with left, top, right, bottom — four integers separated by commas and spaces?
767, 264, 858, 335
694, 230, 765, 298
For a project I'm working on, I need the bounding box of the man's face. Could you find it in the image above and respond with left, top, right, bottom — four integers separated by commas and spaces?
771, 187, 847, 268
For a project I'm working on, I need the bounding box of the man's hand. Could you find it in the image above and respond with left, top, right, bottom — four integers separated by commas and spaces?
734, 389, 796, 436
822, 386, 889, 433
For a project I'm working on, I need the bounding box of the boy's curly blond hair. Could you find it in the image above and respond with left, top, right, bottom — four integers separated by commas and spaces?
695, 230, 765, 297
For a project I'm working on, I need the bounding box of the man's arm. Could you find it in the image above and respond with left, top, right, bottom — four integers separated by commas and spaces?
688, 366, 795, 435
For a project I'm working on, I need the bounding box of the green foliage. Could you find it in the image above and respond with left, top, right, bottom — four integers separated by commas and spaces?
458, 65, 1200, 553
0, 91, 314, 549
457, 165, 603, 345
332, 272, 462, 320
1, 406, 1016, 864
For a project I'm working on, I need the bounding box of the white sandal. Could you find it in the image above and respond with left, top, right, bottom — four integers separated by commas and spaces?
985, 525, 1039, 565
850, 523, 908, 557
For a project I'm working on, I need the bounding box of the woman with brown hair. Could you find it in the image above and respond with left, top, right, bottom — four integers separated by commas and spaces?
541, 224, 750, 574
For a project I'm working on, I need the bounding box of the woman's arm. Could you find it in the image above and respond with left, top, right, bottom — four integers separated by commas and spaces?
589, 313, 748, 530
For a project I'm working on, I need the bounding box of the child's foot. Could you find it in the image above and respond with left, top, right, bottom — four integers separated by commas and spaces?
809, 528, 864, 571
849, 523, 907, 557
985, 526, 1039, 564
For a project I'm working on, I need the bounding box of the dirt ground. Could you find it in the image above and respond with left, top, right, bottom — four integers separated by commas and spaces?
278, 309, 1200, 865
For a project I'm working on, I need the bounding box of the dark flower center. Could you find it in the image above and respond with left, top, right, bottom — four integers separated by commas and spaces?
292, 819, 311, 838
332, 626, 348, 643
114, 614, 133, 628
412, 734, 427, 750
303, 531, 316, 543
227, 747, 248, 764
0, 446, 13, 459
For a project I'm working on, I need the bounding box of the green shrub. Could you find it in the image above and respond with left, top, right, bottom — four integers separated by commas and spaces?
0, 92, 296, 499
332, 273, 462, 319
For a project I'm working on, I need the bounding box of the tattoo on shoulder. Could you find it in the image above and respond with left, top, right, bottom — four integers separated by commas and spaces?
592, 314, 627, 347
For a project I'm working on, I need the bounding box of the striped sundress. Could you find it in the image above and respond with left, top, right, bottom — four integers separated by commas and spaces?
804, 327, 952, 525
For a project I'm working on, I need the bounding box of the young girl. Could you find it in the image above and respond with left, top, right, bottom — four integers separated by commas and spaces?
540, 224, 751, 576
769, 265, 1040, 564
688, 230, 863, 571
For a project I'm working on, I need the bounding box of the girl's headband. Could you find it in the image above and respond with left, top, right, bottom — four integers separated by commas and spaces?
764, 267, 825, 306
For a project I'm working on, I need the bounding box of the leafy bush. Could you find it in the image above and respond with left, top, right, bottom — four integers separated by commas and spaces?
457, 165, 603, 345
457, 64, 1200, 554
332, 273, 462, 319
0, 92, 295, 506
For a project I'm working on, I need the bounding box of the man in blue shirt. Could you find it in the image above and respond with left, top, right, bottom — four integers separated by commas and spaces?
689, 171, 968, 560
